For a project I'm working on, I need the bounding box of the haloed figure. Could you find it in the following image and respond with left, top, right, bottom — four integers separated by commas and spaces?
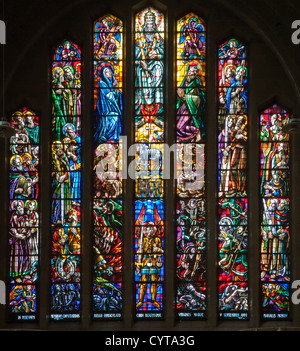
179, 16, 204, 59
94, 63, 123, 143
135, 9, 164, 114
176, 62, 205, 142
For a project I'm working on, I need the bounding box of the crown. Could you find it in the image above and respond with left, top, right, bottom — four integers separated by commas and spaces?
145, 10, 155, 22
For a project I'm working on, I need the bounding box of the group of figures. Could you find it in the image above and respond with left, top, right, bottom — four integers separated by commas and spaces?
50, 41, 82, 317
260, 106, 291, 318
217, 38, 249, 319
176, 198, 206, 315
8, 108, 40, 317
217, 39, 247, 198
92, 14, 124, 317
52, 41, 81, 120
217, 198, 249, 316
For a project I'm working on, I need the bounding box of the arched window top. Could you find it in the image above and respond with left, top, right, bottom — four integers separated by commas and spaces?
218, 37, 247, 68
135, 7, 165, 33
176, 13, 206, 96
94, 13, 123, 30
93, 14, 123, 61
259, 104, 290, 141
176, 13, 206, 58
53, 40, 81, 61
176, 12, 206, 38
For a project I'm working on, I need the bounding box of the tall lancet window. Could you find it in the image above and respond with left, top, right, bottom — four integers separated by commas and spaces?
259, 104, 291, 320
92, 14, 124, 320
8, 108, 40, 321
217, 38, 249, 320
175, 13, 207, 320
50, 40, 82, 320
134, 7, 165, 319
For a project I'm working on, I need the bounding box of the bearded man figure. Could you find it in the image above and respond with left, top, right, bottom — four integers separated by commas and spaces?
176, 61, 205, 142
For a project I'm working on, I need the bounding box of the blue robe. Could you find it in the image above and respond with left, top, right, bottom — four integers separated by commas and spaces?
94, 66, 123, 143
226, 77, 247, 113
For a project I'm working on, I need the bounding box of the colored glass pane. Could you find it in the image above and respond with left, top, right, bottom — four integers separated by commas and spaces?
217, 38, 248, 320
92, 14, 123, 319
175, 13, 207, 320
134, 7, 165, 319
50, 40, 82, 320
259, 105, 291, 320
8, 108, 40, 321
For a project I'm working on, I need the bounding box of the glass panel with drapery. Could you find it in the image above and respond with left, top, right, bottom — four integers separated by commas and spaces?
92, 14, 124, 320
8, 107, 40, 321
259, 104, 291, 320
175, 12, 207, 320
134, 7, 165, 319
50, 40, 82, 320
217, 38, 249, 320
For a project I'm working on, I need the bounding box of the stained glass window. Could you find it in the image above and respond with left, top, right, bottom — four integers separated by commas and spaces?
6, 6, 298, 329
134, 7, 165, 319
92, 14, 123, 319
259, 104, 291, 320
8, 107, 40, 321
217, 38, 248, 320
175, 13, 207, 319
50, 40, 82, 320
